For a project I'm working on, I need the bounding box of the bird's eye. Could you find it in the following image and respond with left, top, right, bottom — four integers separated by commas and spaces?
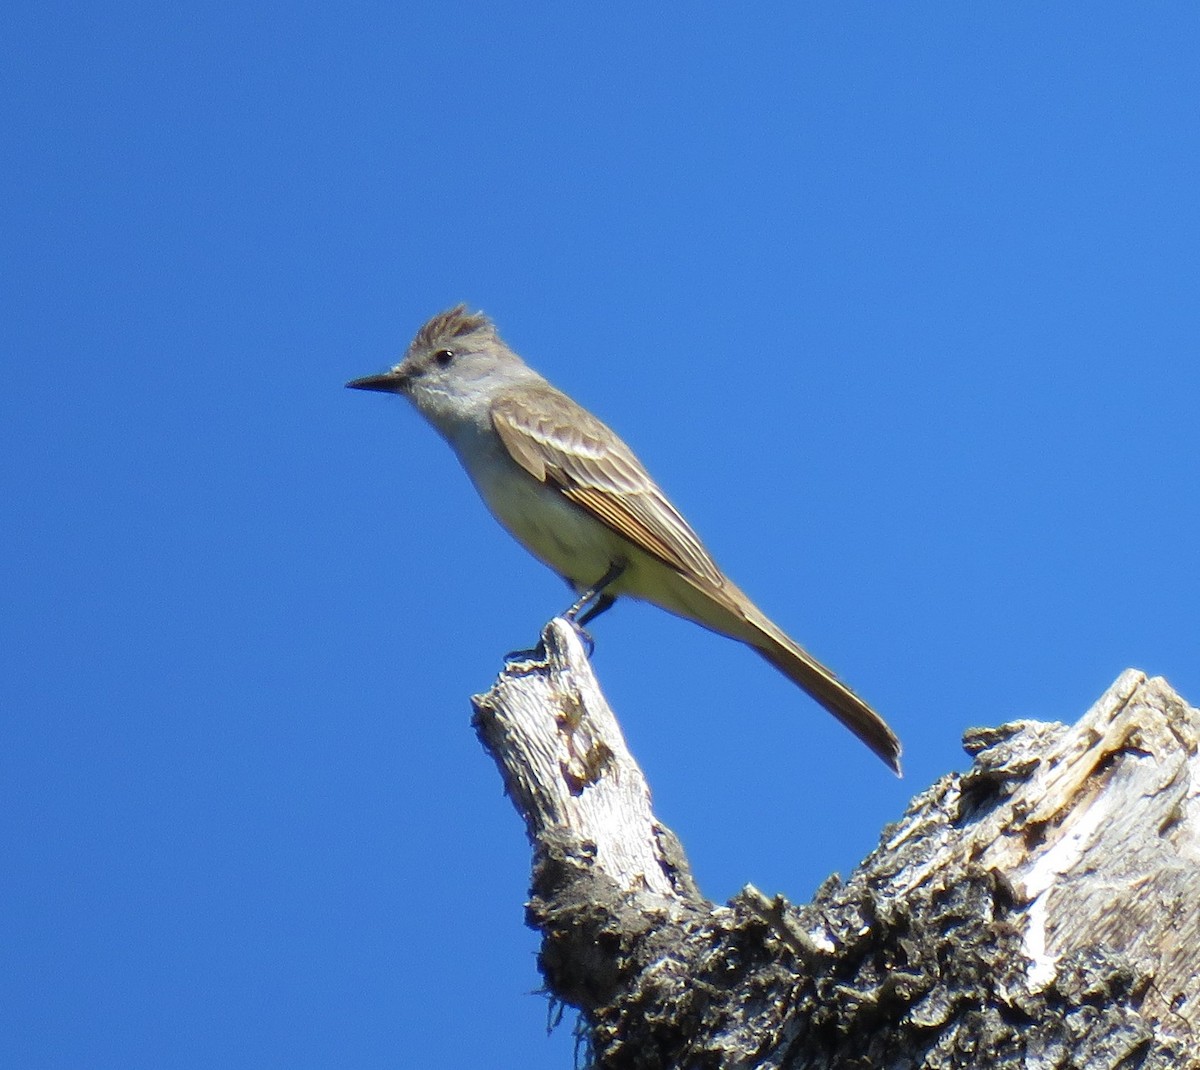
433, 348, 455, 367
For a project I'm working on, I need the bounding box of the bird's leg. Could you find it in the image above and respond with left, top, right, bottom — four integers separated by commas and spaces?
505, 562, 627, 664
575, 593, 615, 628
558, 561, 626, 655
562, 561, 626, 622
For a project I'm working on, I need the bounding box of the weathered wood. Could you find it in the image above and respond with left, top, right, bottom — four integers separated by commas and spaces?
472, 619, 706, 1011
472, 625, 1199, 1069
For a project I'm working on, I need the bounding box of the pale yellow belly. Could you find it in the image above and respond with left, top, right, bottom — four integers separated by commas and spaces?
466, 449, 752, 640
471, 451, 627, 586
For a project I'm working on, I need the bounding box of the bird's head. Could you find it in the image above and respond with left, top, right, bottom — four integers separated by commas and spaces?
347, 305, 532, 429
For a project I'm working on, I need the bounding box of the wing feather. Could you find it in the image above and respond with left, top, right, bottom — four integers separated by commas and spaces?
491, 385, 725, 586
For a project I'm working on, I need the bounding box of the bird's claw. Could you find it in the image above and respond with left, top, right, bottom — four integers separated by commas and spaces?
503, 639, 547, 664
566, 619, 596, 657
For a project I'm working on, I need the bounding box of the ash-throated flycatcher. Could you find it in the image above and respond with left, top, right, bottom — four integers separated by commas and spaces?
347, 305, 901, 773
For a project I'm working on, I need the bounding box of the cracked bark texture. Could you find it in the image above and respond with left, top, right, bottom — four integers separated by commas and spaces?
472, 621, 1199, 1069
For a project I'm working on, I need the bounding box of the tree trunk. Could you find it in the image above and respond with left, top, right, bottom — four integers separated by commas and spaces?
472, 620, 1199, 1069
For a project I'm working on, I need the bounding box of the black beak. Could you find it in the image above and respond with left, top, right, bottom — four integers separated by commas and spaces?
345, 371, 407, 393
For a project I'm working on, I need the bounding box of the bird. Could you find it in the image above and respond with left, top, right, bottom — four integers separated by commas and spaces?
347, 305, 901, 773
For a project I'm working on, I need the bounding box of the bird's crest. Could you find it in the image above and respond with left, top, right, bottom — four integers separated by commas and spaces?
414, 304, 494, 349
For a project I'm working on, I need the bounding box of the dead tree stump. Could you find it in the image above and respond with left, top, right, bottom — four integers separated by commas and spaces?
472, 620, 1199, 1069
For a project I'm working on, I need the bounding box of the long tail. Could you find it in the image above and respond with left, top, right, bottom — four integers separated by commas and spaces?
747, 615, 902, 775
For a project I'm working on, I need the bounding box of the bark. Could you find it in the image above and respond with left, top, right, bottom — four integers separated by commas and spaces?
472, 620, 1199, 1069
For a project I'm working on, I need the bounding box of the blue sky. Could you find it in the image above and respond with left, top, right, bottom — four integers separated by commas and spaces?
4, 3, 1198, 1067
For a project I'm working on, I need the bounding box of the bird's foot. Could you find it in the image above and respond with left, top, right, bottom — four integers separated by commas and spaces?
504, 618, 597, 666
565, 618, 596, 657
503, 638, 547, 665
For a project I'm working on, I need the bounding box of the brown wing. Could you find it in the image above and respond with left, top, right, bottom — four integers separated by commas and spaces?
490, 384, 725, 587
